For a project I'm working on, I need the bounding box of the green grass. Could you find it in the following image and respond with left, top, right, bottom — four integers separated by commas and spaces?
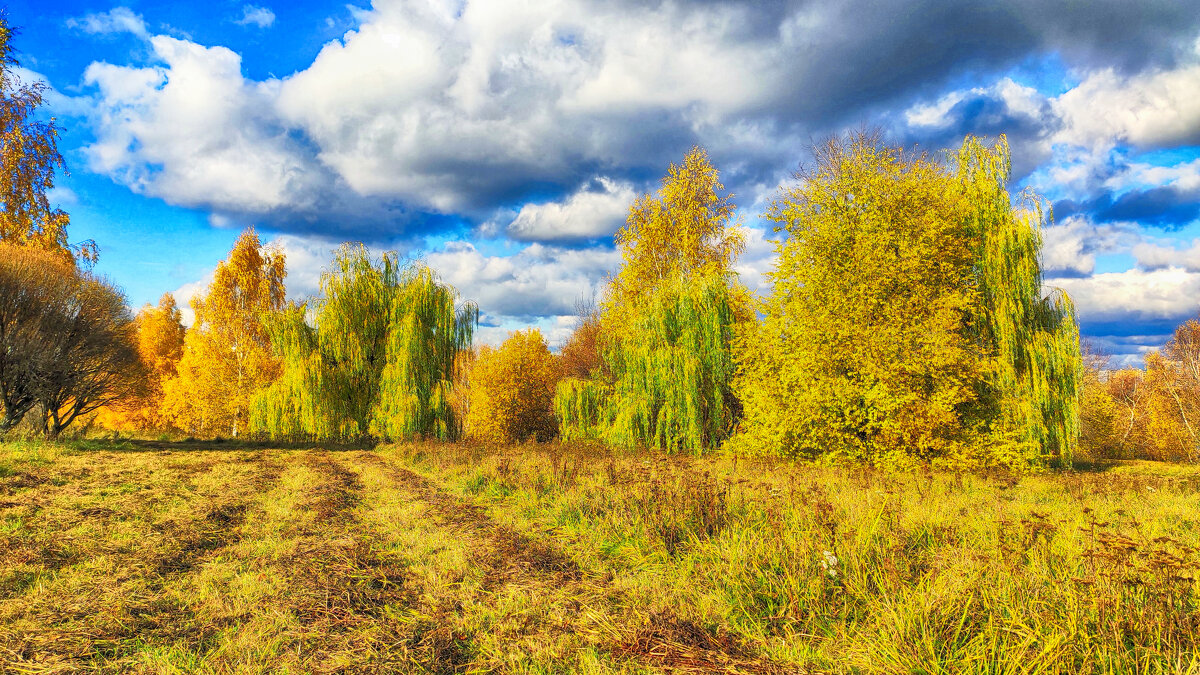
2, 439, 1199, 673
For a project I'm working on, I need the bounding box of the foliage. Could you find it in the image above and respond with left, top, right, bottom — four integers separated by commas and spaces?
467, 329, 559, 443
558, 298, 603, 381
733, 133, 1081, 470
603, 146, 747, 333
0, 17, 95, 264
372, 264, 478, 441
0, 242, 140, 438
97, 294, 186, 432
733, 134, 987, 463
250, 244, 477, 441
957, 136, 1082, 468
1077, 347, 1121, 460
557, 147, 747, 453
163, 229, 285, 437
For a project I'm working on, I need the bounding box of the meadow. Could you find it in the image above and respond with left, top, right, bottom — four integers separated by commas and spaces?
3, 440, 1199, 673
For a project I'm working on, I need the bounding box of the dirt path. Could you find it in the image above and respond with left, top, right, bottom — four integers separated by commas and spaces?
362, 452, 789, 675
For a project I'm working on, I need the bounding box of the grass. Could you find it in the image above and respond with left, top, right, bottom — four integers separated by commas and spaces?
2, 439, 1199, 673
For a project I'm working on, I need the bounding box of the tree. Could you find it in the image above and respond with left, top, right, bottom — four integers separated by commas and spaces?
97, 294, 186, 432
732, 133, 1081, 469
250, 245, 477, 441
732, 134, 984, 463
556, 147, 748, 453
0, 15, 95, 264
467, 329, 558, 444
558, 296, 603, 381
0, 242, 139, 437
163, 229, 285, 437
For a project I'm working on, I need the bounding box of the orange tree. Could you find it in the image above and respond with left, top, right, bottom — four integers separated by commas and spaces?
0, 16, 95, 264
97, 293, 186, 432
467, 329, 559, 444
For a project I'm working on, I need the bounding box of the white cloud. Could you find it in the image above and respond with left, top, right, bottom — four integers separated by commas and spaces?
66, 7, 149, 39
82, 35, 323, 215
507, 178, 635, 241
1132, 238, 1200, 272
1053, 64, 1200, 151
235, 5, 276, 29
1041, 216, 1133, 277
1054, 267, 1200, 325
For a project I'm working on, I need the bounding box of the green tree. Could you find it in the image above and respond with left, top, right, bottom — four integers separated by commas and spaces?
556, 147, 747, 453
250, 245, 477, 441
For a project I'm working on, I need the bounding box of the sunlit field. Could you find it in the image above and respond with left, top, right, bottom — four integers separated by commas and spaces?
3, 440, 1199, 673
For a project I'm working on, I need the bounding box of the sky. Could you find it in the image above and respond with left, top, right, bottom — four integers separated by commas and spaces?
10, 0, 1200, 364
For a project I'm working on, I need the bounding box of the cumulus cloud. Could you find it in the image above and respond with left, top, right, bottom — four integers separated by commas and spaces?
66, 7, 149, 38
1133, 238, 1200, 272
1054, 65, 1200, 151
235, 5, 276, 29
507, 178, 635, 242
1054, 267, 1200, 334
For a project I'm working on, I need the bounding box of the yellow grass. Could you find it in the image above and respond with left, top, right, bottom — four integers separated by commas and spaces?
2, 439, 1199, 673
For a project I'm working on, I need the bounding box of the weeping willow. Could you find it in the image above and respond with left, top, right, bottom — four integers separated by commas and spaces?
372, 265, 478, 441
556, 274, 740, 453
959, 136, 1082, 467
249, 245, 477, 442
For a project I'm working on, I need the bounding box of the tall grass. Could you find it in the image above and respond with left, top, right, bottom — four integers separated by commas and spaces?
390, 442, 1200, 672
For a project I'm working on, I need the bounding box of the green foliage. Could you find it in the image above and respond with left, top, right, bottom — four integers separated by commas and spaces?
553, 378, 607, 442
250, 245, 477, 441
373, 264, 478, 441
958, 136, 1082, 467
556, 148, 746, 454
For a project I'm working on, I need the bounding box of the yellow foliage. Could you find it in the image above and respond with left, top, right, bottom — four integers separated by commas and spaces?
162, 229, 286, 437
467, 330, 559, 444
97, 294, 186, 432
732, 134, 984, 462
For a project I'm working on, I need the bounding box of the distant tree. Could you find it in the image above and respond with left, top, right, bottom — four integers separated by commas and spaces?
468, 329, 558, 444
97, 293, 186, 432
1077, 344, 1120, 460
0, 242, 139, 437
0, 15, 95, 264
250, 244, 477, 441
163, 229, 285, 437
557, 147, 748, 452
558, 295, 602, 381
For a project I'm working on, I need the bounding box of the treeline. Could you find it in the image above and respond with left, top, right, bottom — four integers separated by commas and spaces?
4, 8, 1196, 467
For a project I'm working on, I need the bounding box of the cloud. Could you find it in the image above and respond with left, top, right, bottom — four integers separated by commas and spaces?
66, 7, 149, 39
1132, 238, 1200, 272
68, 0, 1200, 242
1054, 65, 1200, 151
1054, 267, 1200, 335
235, 5, 276, 29
507, 178, 635, 242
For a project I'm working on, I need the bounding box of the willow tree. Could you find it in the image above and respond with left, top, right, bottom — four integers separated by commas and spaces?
373, 264, 478, 441
251, 245, 476, 442
958, 136, 1080, 467
555, 147, 748, 452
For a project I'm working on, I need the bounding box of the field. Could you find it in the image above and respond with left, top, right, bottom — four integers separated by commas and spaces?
2, 441, 1200, 674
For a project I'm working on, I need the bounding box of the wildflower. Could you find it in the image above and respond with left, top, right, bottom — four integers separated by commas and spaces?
819, 550, 839, 578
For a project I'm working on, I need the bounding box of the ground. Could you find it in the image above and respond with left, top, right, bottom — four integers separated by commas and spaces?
2, 440, 1199, 673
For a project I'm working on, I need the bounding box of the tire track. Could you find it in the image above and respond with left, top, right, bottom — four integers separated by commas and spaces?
364, 452, 791, 675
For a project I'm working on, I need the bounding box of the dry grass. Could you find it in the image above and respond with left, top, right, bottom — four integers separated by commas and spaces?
2, 438, 1199, 673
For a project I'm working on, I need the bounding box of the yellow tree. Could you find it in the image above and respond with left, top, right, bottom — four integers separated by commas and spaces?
605, 146, 745, 324
467, 329, 559, 443
0, 16, 95, 264
97, 293, 186, 431
733, 134, 983, 463
557, 147, 749, 452
163, 229, 285, 437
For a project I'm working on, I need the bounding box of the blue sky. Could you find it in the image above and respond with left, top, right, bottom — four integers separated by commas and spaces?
11, 0, 1200, 363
